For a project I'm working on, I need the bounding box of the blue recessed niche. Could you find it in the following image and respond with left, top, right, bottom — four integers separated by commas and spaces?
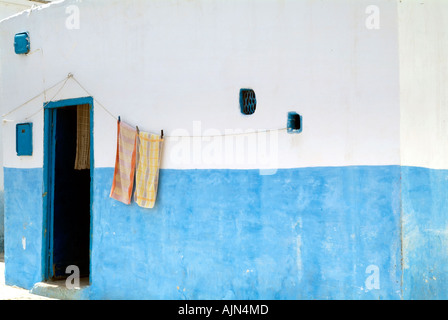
287, 112, 302, 133
14, 32, 30, 54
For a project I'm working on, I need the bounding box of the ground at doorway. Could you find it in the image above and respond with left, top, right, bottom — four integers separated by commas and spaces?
0, 253, 56, 300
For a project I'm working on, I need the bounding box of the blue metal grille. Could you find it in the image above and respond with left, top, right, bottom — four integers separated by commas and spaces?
240, 89, 256, 115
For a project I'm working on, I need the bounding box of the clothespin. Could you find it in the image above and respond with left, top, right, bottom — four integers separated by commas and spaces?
161, 130, 164, 139
136, 126, 140, 133
118, 116, 121, 123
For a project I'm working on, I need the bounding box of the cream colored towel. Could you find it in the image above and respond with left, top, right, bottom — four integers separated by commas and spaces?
134, 132, 163, 209
74, 104, 90, 170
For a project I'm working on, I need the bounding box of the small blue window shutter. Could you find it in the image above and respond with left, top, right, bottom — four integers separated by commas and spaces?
16, 123, 33, 156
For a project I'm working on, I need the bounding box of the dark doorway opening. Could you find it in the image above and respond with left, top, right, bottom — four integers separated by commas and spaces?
48, 104, 91, 281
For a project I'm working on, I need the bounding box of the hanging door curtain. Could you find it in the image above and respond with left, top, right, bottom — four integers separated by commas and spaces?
135, 132, 163, 209
74, 104, 91, 170
110, 119, 137, 205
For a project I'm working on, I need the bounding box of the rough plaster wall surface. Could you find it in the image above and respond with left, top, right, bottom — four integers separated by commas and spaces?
2, 0, 448, 299
89, 166, 402, 299
0, 0, 402, 299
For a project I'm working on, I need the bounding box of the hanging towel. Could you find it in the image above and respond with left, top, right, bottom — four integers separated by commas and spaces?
135, 131, 163, 209
74, 104, 90, 170
110, 120, 137, 205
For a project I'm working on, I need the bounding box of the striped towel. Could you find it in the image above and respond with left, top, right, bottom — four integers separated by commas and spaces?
74, 104, 90, 170
110, 120, 137, 205
135, 131, 163, 209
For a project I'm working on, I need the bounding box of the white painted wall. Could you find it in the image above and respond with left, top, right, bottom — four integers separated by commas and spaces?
0, 0, 38, 190
0, 0, 400, 171
0, 1, 32, 22
399, 0, 448, 170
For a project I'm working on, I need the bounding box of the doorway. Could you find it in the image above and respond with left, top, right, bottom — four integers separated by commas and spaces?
43, 97, 93, 282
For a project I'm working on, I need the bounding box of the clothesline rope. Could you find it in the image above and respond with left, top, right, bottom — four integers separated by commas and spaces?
26, 75, 71, 120
71, 75, 117, 121
164, 128, 288, 139
2, 75, 70, 118
3, 73, 288, 138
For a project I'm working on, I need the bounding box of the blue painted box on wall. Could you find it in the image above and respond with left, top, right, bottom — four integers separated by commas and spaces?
14, 32, 30, 54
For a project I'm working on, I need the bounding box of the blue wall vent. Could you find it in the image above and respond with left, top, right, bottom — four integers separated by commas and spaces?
14, 32, 30, 54
287, 112, 302, 133
16, 122, 33, 156
240, 89, 256, 115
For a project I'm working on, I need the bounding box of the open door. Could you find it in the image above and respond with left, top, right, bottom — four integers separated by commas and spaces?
43, 97, 93, 282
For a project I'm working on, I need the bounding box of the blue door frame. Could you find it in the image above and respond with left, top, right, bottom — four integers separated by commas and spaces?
42, 96, 94, 282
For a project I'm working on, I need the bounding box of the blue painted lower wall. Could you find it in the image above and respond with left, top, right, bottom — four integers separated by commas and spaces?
4, 168, 43, 289
88, 166, 402, 300
401, 166, 448, 300
0, 190, 4, 254
5, 165, 446, 299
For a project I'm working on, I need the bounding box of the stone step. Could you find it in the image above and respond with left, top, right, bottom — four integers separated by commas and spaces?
30, 278, 89, 300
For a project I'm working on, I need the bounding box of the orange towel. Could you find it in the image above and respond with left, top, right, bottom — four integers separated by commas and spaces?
110, 120, 137, 205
